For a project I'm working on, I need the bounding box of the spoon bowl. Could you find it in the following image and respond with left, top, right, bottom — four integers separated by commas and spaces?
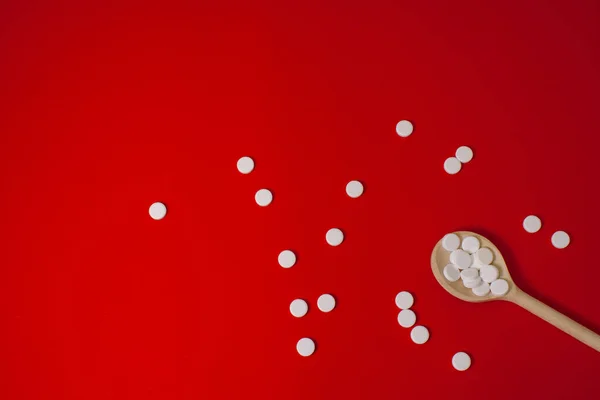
431, 230, 600, 352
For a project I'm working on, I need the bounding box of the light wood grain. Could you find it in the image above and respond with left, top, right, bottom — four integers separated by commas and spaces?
431, 231, 600, 352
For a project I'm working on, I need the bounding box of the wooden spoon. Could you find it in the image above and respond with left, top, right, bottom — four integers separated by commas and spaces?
431, 230, 600, 352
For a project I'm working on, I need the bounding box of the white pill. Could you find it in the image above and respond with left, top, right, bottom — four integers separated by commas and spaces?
460, 268, 479, 281
479, 265, 499, 283
395, 291, 414, 309
463, 277, 482, 288
523, 215, 542, 233
472, 281, 490, 296
490, 279, 509, 296
470, 254, 481, 269
296, 338, 315, 357
317, 294, 336, 312
442, 233, 460, 251
236, 156, 254, 174
410, 326, 430, 344
149, 202, 167, 220
326, 228, 344, 246
461, 236, 480, 254
452, 352, 471, 371
255, 189, 273, 206
454, 250, 472, 269
278, 250, 296, 268
551, 231, 570, 249
346, 180, 364, 198
444, 157, 462, 175
455, 146, 474, 163
443, 264, 461, 282
474, 247, 494, 265
397, 309, 417, 328
289, 299, 308, 318
396, 120, 413, 137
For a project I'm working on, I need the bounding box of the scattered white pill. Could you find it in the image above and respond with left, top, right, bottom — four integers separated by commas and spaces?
551, 231, 570, 249
474, 247, 494, 265
461, 236, 480, 254
442, 233, 460, 251
449, 250, 459, 265
490, 279, 509, 296
290, 299, 308, 318
278, 250, 296, 268
472, 281, 490, 296
460, 268, 479, 281
395, 291, 414, 309
345, 180, 364, 198
236, 156, 254, 174
410, 326, 430, 344
443, 264, 461, 282
452, 352, 471, 371
454, 250, 472, 269
444, 157, 462, 175
398, 309, 417, 328
463, 277, 482, 288
523, 215, 542, 233
149, 202, 167, 220
396, 120, 414, 137
255, 189, 273, 207
317, 294, 336, 312
479, 265, 499, 283
470, 254, 481, 269
326, 228, 344, 246
455, 146, 474, 163
296, 338, 315, 357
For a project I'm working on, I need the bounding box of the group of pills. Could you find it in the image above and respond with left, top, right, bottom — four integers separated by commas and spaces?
443, 146, 474, 175
238, 155, 364, 356
441, 233, 509, 297
395, 290, 471, 371
522, 215, 570, 249
395, 120, 474, 176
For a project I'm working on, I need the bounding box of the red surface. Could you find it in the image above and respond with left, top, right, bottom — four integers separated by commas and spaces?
1, 1, 599, 399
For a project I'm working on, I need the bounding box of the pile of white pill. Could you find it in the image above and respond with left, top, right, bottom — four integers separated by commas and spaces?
444, 145, 473, 175
395, 291, 430, 344
441, 233, 509, 297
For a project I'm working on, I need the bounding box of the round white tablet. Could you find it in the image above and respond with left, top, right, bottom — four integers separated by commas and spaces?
460, 268, 479, 281
470, 254, 481, 269
346, 180, 364, 198
444, 157, 462, 175
442, 233, 460, 251
397, 309, 417, 328
523, 215, 542, 233
479, 265, 499, 283
395, 291, 414, 309
463, 277, 482, 289
278, 250, 296, 268
290, 299, 308, 318
410, 326, 430, 344
236, 156, 254, 174
455, 146, 474, 163
449, 250, 459, 265
472, 281, 490, 296
454, 250, 472, 270
317, 294, 336, 312
149, 202, 167, 220
490, 279, 509, 296
452, 352, 471, 371
396, 120, 413, 137
443, 264, 461, 282
474, 247, 494, 265
461, 236, 480, 254
326, 228, 344, 246
296, 338, 315, 357
551, 231, 570, 249
255, 189, 273, 207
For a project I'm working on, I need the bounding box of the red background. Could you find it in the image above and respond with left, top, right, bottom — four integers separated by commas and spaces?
1, 1, 599, 399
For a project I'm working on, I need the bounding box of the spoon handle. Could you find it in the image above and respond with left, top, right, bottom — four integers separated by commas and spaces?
511, 291, 600, 352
